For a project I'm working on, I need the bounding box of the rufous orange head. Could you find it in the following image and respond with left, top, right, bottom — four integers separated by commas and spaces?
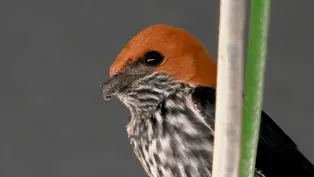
101, 24, 217, 100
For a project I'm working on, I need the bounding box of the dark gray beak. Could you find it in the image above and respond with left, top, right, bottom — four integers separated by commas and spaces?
100, 72, 145, 100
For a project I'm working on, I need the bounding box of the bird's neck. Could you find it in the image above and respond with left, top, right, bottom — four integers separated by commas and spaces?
117, 73, 194, 119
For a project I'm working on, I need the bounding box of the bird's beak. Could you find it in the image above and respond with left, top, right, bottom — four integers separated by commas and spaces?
100, 72, 144, 100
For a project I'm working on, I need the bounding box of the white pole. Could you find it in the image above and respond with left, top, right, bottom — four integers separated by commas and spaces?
212, 1, 246, 177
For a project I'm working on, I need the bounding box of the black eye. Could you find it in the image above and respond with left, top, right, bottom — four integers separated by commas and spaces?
143, 51, 164, 67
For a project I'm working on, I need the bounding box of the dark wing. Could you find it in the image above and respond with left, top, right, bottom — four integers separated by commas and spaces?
191, 86, 314, 177
256, 111, 314, 177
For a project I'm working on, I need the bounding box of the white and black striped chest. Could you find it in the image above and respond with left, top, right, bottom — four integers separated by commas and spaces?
126, 89, 215, 177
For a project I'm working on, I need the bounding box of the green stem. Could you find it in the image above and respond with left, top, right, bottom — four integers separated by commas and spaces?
239, 1, 271, 177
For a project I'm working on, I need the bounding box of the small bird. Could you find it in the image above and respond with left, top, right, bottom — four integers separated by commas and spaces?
101, 24, 314, 177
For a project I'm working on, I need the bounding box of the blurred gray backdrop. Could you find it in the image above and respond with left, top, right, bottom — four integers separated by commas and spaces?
1, 0, 313, 176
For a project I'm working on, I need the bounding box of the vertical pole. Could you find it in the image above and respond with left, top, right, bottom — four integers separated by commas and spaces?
239, 1, 271, 177
212, 0, 246, 177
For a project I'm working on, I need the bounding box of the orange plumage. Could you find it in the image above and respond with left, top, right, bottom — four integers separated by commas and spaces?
110, 24, 217, 87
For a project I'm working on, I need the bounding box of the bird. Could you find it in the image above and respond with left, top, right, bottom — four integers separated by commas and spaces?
101, 24, 314, 177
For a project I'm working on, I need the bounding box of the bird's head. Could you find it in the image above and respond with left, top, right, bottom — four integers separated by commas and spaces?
101, 24, 217, 110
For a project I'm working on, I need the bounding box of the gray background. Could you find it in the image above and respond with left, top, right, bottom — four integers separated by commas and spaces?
1, 0, 313, 176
